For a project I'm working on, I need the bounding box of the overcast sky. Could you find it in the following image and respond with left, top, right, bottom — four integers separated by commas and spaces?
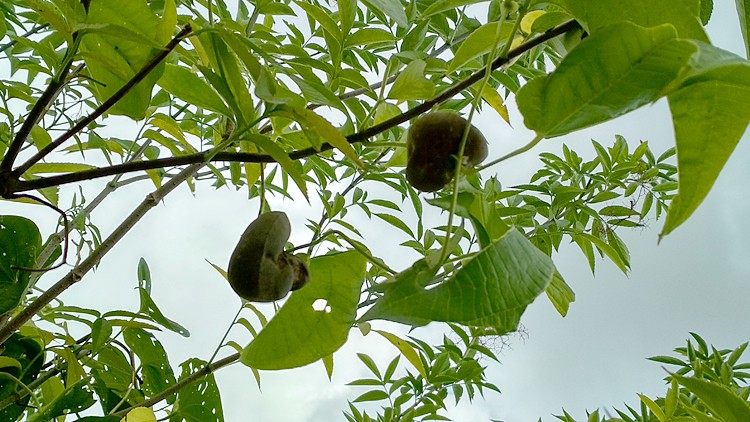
4, 2, 750, 421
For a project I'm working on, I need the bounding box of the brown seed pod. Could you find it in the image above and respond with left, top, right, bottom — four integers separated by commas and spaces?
227, 211, 309, 302
406, 111, 488, 192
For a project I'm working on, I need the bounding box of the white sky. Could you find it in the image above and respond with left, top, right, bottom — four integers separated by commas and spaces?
3, 2, 750, 421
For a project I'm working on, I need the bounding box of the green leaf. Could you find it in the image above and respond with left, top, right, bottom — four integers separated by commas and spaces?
123, 328, 177, 400
79, 0, 164, 119
359, 229, 555, 332
638, 393, 667, 422
548, 0, 708, 41
295, 1, 342, 40
700, 0, 713, 25
25, 162, 96, 175
241, 251, 367, 370
353, 390, 389, 403
737, 0, 750, 58
172, 358, 224, 422
28, 378, 96, 422
662, 44, 750, 237
447, 21, 513, 73
517, 22, 695, 138
674, 375, 750, 421
423, 0, 484, 18
206, 32, 256, 125
388, 60, 435, 100
241, 133, 309, 199
545, 271, 575, 317
0, 215, 42, 314
274, 105, 363, 167
92, 345, 133, 401
0, 333, 43, 421
345, 28, 397, 48
576, 232, 629, 273
138, 287, 189, 336
158, 64, 231, 116
360, 0, 408, 27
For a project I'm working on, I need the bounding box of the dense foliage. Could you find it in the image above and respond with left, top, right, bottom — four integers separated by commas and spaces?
1, 0, 749, 420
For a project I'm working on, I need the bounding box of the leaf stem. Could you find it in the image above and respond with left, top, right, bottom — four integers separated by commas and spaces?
477, 133, 544, 171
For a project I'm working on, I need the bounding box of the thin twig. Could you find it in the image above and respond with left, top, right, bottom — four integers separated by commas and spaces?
0, 163, 204, 346
0, 24, 50, 54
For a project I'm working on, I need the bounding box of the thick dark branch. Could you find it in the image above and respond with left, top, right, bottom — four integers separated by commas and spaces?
9, 24, 193, 178
6, 21, 579, 195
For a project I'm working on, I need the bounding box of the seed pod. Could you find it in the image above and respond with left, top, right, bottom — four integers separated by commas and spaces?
227, 211, 309, 302
406, 111, 488, 192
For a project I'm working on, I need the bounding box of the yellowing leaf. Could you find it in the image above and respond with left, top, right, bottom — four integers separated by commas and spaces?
121, 407, 157, 422
375, 330, 427, 378
521, 10, 546, 34
474, 85, 510, 125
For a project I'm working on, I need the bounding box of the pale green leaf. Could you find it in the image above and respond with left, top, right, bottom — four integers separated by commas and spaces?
359, 229, 555, 332
662, 44, 750, 236
388, 60, 435, 100
447, 21, 514, 73
545, 271, 575, 317
548, 0, 708, 41
423, 0, 485, 18
675, 376, 750, 421
360, 0, 408, 27
79, 0, 163, 119
638, 393, 667, 422
25, 162, 96, 175
295, 1, 342, 40
345, 28, 397, 48
242, 133, 309, 199
274, 106, 363, 167
517, 22, 695, 138
241, 251, 366, 370
158, 64, 231, 116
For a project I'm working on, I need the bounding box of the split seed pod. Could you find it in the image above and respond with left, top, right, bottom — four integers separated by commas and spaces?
406, 111, 488, 192
227, 211, 309, 302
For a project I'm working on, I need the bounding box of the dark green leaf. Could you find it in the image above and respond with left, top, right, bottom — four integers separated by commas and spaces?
0, 216, 42, 314
172, 358, 224, 422
123, 328, 177, 400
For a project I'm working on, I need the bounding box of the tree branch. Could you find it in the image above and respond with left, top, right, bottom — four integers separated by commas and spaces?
111, 353, 240, 418
4, 20, 579, 195
0, 35, 77, 174
0, 163, 204, 346
9, 24, 193, 178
